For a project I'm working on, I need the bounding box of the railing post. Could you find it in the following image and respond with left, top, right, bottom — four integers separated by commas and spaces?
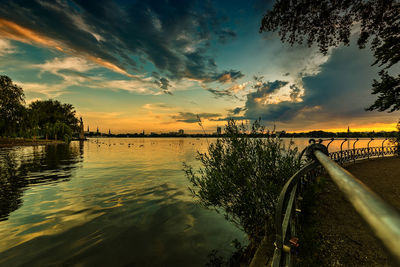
397, 138, 400, 157
367, 138, 374, 159
326, 137, 334, 150
353, 138, 359, 163
382, 138, 388, 157
340, 138, 347, 164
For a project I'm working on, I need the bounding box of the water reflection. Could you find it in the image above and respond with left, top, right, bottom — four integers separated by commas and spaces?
0, 143, 82, 221
0, 153, 27, 221
0, 138, 389, 266
0, 139, 244, 266
0, 182, 240, 266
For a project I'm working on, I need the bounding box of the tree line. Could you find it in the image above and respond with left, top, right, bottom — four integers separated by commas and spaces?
0, 75, 80, 142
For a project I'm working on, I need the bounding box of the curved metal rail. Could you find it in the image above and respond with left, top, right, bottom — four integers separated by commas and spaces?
271, 139, 400, 267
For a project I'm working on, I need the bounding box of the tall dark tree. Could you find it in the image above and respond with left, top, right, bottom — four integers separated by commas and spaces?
28, 99, 80, 134
0, 75, 25, 136
260, 0, 400, 112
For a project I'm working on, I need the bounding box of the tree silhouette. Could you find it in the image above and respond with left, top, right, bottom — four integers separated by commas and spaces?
0, 75, 25, 136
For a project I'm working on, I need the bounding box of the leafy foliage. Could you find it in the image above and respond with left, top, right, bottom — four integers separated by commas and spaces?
367, 70, 400, 112
0, 75, 79, 140
0, 152, 27, 220
183, 120, 300, 240
260, 0, 400, 112
29, 99, 79, 133
0, 75, 25, 136
390, 119, 400, 155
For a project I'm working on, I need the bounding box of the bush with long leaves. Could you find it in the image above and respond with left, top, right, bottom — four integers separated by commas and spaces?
183, 119, 300, 241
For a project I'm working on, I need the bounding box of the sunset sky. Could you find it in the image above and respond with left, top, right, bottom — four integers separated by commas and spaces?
0, 0, 398, 133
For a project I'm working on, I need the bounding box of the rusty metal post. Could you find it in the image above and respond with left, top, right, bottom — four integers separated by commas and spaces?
326, 137, 334, 151
367, 138, 374, 159
382, 138, 388, 157
340, 138, 347, 164
353, 138, 359, 163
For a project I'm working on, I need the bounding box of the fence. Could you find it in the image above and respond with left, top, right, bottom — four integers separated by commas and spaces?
271, 138, 400, 267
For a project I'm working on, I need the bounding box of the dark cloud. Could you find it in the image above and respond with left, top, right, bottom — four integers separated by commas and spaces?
205, 70, 245, 97
289, 84, 301, 101
251, 76, 287, 95
0, 0, 240, 84
214, 70, 244, 83
206, 88, 233, 97
171, 112, 221, 123
210, 116, 246, 122
216, 29, 236, 44
228, 107, 246, 115
240, 44, 388, 127
152, 72, 172, 95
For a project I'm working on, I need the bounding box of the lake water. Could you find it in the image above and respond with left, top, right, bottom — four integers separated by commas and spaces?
0, 137, 388, 266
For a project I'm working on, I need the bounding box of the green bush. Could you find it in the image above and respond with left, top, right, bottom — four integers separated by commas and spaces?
183, 119, 301, 241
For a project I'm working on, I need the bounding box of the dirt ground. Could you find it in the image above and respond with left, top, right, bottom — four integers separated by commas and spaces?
297, 156, 400, 267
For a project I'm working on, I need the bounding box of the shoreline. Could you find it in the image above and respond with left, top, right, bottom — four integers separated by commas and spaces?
0, 138, 66, 148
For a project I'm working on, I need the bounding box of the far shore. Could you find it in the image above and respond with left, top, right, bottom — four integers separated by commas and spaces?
0, 138, 66, 148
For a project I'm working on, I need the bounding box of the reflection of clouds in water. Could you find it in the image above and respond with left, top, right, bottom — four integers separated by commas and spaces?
6, 137, 390, 266
0, 183, 243, 267
0, 144, 82, 221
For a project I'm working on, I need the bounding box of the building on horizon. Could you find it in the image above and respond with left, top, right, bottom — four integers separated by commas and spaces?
217, 126, 222, 135
79, 117, 85, 140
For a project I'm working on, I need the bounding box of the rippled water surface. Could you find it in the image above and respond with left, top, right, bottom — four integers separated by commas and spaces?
0, 137, 388, 266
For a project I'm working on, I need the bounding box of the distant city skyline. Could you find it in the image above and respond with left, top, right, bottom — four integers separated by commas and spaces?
0, 1, 398, 133
84, 123, 397, 135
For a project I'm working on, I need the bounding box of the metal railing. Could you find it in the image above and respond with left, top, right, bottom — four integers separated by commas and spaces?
271, 139, 400, 267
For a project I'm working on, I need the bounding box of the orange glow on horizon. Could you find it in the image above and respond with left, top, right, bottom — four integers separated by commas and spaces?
287, 122, 398, 133
80, 112, 398, 134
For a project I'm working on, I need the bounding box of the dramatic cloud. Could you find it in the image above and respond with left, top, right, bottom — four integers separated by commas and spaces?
171, 112, 221, 123
206, 79, 248, 98
0, 0, 241, 85
239, 43, 397, 129
151, 72, 172, 95
99, 79, 164, 95
15, 81, 66, 97
33, 57, 98, 83
206, 88, 234, 98
215, 70, 244, 83
228, 107, 246, 115
228, 82, 248, 93
289, 84, 301, 101
247, 78, 288, 105
0, 38, 16, 55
